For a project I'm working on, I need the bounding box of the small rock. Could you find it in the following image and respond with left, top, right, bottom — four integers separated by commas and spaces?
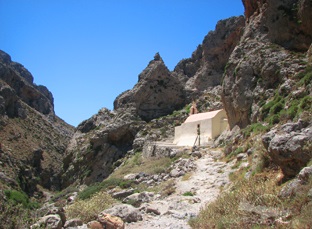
111, 188, 135, 199
123, 174, 137, 180
87, 220, 103, 229
67, 192, 78, 204
170, 169, 180, 177
31, 214, 62, 229
63, 218, 83, 228
98, 213, 125, 229
298, 166, 312, 184
152, 174, 159, 181
123, 192, 155, 206
47, 207, 66, 225
103, 204, 143, 223
236, 153, 246, 161
146, 206, 161, 215
191, 151, 202, 158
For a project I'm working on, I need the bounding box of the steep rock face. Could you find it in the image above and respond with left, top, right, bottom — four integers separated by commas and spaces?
0, 50, 54, 117
0, 50, 74, 194
173, 16, 245, 95
62, 108, 145, 187
114, 53, 185, 121
222, 0, 312, 129
242, 0, 312, 51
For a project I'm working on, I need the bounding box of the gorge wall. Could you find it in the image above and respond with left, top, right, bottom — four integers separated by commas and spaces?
223, 0, 312, 129
0, 50, 74, 195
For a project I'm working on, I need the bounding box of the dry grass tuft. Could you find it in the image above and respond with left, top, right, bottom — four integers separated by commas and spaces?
65, 191, 115, 223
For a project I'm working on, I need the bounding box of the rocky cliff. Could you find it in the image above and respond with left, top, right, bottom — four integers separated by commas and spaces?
223, 0, 312, 129
173, 16, 245, 97
0, 50, 74, 195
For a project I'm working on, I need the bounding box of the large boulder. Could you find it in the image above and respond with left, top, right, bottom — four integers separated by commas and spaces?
262, 120, 312, 178
102, 204, 143, 223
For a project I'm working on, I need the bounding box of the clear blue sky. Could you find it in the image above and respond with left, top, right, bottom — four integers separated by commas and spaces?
0, 1, 244, 127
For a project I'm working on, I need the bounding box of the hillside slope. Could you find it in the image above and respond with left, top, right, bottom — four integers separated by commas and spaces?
0, 50, 74, 195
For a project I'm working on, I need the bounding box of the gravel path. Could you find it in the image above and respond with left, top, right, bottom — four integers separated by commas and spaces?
126, 149, 235, 229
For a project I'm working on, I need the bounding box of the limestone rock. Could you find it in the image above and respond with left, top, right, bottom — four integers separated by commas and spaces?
31, 214, 63, 229
103, 204, 143, 223
98, 213, 125, 229
87, 221, 103, 229
62, 108, 145, 186
222, 0, 312, 129
111, 188, 135, 199
123, 191, 155, 206
0, 50, 54, 116
174, 16, 244, 95
114, 53, 186, 121
279, 166, 312, 198
63, 218, 83, 228
262, 121, 312, 178
242, 0, 312, 51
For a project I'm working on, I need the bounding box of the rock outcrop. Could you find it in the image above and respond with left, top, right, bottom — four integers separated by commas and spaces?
173, 16, 244, 96
114, 53, 186, 121
0, 50, 74, 194
222, 0, 312, 129
242, 0, 312, 51
0, 50, 54, 117
262, 120, 312, 178
62, 108, 145, 186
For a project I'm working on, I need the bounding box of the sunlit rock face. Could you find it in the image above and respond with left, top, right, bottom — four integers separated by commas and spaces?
222, 0, 312, 129
173, 16, 245, 95
114, 53, 186, 121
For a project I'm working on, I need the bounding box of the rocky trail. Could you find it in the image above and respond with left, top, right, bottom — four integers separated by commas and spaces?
126, 148, 235, 229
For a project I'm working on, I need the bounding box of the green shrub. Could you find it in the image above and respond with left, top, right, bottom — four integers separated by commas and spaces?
78, 184, 102, 200
51, 186, 79, 202
226, 147, 244, 160
269, 100, 284, 114
185, 104, 192, 114
4, 190, 29, 207
78, 178, 133, 200
267, 114, 280, 125
242, 123, 269, 137
101, 178, 132, 189
298, 96, 312, 113
298, 67, 312, 86
183, 191, 194, 196
286, 99, 300, 120
4, 190, 39, 210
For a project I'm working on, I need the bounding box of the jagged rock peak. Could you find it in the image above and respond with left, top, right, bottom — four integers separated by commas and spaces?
153, 52, 162, 61
114, 54, 185, 121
